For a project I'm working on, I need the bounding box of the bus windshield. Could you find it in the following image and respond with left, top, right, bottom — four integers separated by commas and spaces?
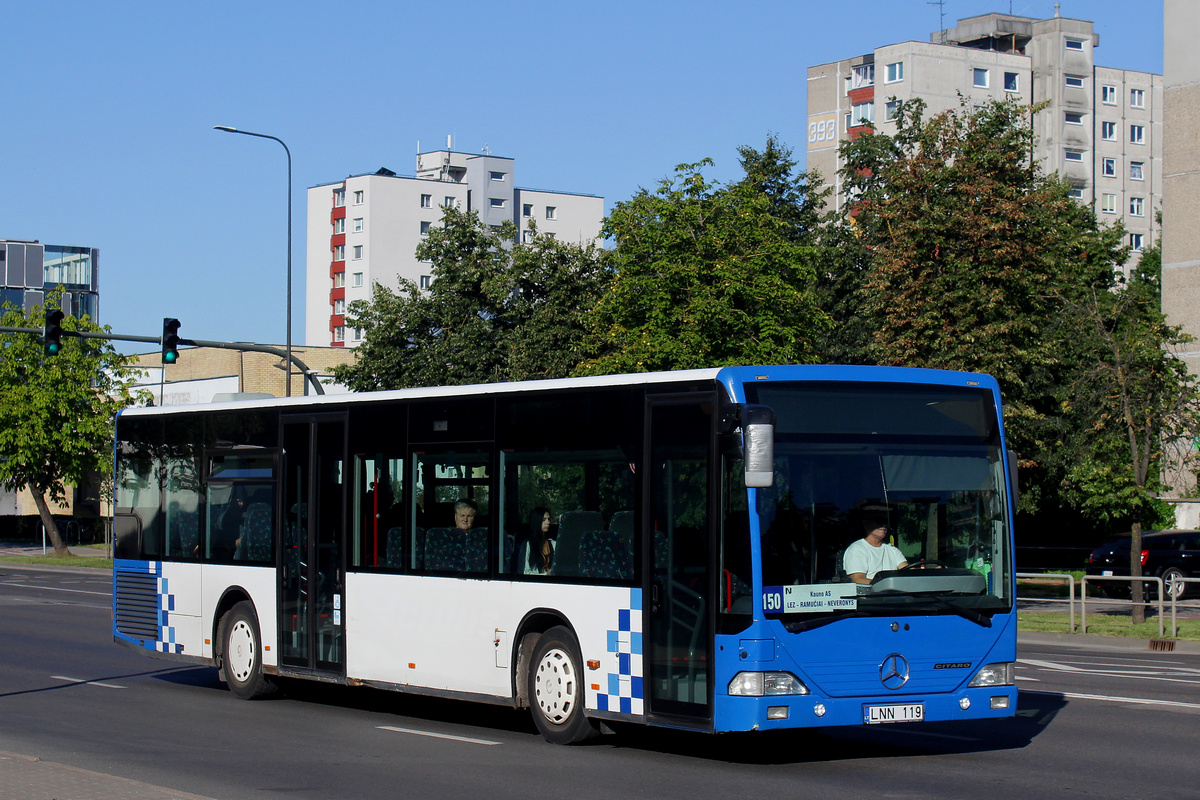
744, 381, 1012, 628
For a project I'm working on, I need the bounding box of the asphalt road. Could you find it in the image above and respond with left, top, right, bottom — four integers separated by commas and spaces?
2, 564, 1199, 800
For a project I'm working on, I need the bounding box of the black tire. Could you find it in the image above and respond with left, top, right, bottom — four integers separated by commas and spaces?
1159, 567, 1187, 601
219, 601, 274, 700
527, 626, 598, 745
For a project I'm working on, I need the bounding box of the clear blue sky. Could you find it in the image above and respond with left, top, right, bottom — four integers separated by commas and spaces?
1, 1, 1163, 351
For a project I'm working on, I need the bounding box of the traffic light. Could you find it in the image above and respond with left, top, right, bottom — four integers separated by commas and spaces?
43, 308, 65, 357
162, 318, 181, 364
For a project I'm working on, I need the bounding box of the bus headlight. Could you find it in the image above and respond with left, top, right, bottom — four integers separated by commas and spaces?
728, 671, 809, 696
968, 662, 1015, 687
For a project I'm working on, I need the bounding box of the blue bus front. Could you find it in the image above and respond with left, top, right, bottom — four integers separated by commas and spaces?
713, 366, 1017, 732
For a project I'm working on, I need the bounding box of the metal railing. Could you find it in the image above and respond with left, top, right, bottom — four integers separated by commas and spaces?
1081, 576, 1164, 639
1016, 572, 1076, 633
1018, 572, 1200, 638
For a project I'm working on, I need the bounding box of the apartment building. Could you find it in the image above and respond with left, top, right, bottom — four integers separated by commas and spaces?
806, 12, 1161, 275
306, 148, 604, 348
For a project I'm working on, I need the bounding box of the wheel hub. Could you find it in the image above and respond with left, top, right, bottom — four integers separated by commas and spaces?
534, 647, 577, 725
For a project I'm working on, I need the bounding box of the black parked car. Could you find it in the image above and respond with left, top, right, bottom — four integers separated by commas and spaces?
1085, 530, 1200, 600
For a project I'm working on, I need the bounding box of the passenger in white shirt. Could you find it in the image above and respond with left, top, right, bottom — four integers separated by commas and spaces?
844, 515, 908, 585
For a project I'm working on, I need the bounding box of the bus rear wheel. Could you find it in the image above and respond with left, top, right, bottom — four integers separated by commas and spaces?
528, 626, 597, 745
219, 601, 274, 700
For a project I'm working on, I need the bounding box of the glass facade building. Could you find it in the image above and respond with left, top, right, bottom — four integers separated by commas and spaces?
0, 240, 100, 320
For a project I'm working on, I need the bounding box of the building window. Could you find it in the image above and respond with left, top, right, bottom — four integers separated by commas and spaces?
1130, 124, 1145, 144
1129, 161, 1144, 181
420, 221, 432, 235
333, 298, 346, 315
884, 100, 899, 122
332, 272, 345, 288
973, 68, 989, 88
1130, 197, 1145, 216
490, 171, 506, 182
523, 203, 533, 217
1101, 157, 1117, 177
333, 218, 345, 234
1065, 38, 1084, 51
851, 102, 874, 125
333, 189, 345, 208
421, 194, 432, 208
333, 244, 345, 261
353, 217, 363, 232
352, 245, 363, 260
444, 196, 456, 208
852, 63, 874, 88
1065, 75, 1084, 89
333, 326, 345, 343
1130, 233, 1144, 251
490, 197, 506, 209
522, 230, 535, 243
353, 190, 364, 205
1101, 193, 1117, 214
352, 272, 363, 287
1102, 85, 1117, 105
1064, 149, 1084, 163
1130, 88, 1145, 109
1065, 112, 1084, 125
1101, 121, 1116, 141
420, 275, 432, 290
545, 206, 557, 221
1004, 72, 1019, 92
1067, 187, 1084, 200
885, 62, 903, 83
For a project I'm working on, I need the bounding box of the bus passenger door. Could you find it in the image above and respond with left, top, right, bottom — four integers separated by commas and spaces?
280, 414, 347, 676
644, 395, 714, 726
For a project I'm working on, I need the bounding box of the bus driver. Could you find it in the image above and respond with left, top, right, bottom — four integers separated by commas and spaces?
844, 512, 908, 585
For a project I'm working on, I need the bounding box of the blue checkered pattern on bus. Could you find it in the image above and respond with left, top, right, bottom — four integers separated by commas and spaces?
596, 588, 644, 715
156, 566, 183, 655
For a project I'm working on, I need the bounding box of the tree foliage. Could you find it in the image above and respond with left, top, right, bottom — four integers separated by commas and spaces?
332, 207, 608, 391
577, 139, 829, 375
0, 294, 146, 553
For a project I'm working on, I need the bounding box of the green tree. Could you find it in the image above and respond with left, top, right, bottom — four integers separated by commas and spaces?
0, 295, 146, 554
837, 98, 1127, 515
578, 142, 829, 375
1055, 242, 1200, 620
332, 207, 608, 391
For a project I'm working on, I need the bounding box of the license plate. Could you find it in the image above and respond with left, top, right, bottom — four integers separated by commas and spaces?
864, 703, 924, 724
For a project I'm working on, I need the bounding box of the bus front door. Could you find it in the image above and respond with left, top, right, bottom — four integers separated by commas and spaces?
280, 414, 347, 676
644, 396, 714, 726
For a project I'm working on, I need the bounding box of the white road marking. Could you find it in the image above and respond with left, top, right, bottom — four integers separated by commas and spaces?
2, 582, 109, 597
52, 675, 127, 689
1017, 658, 1200, 686
378, 726, 500, 745
1023, 689, 1200, 711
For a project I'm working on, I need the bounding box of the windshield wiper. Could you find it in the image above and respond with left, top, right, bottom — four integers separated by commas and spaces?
867, 590, 993, 627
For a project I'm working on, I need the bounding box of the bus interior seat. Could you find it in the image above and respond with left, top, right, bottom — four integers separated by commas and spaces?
384, 527, 404, 568
608, 510, 634, 539
552, 510, 605, 577
424, 527, 464, 571
235, 503, 273, 562
465, 528, 489, 573
580, 529, 633, 580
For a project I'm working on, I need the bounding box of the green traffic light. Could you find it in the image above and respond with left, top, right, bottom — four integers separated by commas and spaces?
163, 350, 178, 364
46, 342, 60, 356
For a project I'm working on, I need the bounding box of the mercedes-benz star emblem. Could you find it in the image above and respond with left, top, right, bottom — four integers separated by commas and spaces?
880, 653, 910, 690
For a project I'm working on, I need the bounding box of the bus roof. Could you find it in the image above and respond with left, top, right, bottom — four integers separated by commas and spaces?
120, 364, 1000, 417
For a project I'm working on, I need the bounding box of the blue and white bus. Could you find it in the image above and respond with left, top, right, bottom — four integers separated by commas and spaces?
112, 365, 1017, 743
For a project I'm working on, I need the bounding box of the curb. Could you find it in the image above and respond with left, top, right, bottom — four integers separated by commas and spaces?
1018, 630, 1200, 654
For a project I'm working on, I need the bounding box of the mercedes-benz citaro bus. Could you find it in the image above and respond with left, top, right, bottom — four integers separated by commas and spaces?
112, 365, 1017, 744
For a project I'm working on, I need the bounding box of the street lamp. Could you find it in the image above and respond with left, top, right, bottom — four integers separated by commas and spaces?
214, 125, 294, 396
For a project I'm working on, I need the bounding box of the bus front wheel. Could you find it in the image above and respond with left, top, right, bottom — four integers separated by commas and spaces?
219, 601, 274, 700
528, 626, 597, 745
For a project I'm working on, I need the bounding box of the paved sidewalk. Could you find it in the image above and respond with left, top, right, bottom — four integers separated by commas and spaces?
0, 541, 108, 558
0, 751, 218, 800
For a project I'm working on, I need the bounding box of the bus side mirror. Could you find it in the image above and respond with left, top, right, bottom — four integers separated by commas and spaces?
743, 405, 776, 488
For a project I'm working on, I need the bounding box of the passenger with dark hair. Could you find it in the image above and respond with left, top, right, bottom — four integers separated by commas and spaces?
525, 506, 554, 575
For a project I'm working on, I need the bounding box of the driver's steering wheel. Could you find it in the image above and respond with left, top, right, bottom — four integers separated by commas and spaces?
900, 559, 946, 571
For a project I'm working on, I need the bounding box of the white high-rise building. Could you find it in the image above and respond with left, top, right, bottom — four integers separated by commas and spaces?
306, 147, 604, 348
806, 11, 1161, 276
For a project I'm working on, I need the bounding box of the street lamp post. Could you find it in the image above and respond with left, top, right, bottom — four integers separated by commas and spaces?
214, 125, 293, 397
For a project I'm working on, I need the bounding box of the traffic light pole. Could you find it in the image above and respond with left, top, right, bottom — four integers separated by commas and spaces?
0, 327, 326, 396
